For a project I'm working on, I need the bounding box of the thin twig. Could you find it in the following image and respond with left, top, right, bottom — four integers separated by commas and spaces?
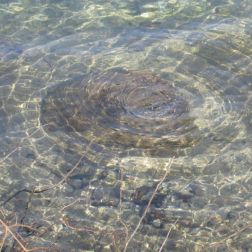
123, 157, 174, 252
158, 218, 179, 252
0, 215, 50, 251
4, 141, 93, 206
0, 218, 29, 251
33, 154, 85, 193
60, 199, 80, 211
0, 126, 46, 165
61, 217, 99, 234
33, 141, 93, 193
208, 223, 252, 249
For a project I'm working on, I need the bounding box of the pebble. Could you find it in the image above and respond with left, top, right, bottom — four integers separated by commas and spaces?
152, 219, 162, 228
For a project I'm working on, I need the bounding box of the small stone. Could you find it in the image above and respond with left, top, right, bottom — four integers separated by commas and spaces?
70, 179, 83, 190
152, 219, 162, 228
91, 186, 120, 207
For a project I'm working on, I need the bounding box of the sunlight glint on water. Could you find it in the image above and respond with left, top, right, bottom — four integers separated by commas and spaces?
0, 0, 252, 251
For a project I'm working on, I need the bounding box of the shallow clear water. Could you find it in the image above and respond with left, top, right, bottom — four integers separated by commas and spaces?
0, 0, 252, 251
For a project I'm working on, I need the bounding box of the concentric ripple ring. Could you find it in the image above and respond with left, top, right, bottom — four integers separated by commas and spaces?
40, 70, 199, 158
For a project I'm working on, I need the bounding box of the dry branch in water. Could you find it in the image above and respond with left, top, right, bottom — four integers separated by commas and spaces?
158, 218, 179, 252
0, 210, 48, 251
58, 157, 174, 251
123, 157, 174, 252
1, 132, 175, 251
3, 140, 94, 207
32, 140, 94, 194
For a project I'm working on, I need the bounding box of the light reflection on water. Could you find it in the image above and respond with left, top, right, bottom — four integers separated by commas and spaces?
0, 0, 252, 251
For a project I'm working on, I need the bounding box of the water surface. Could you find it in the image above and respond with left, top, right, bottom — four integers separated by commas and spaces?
0, 0, 252, 251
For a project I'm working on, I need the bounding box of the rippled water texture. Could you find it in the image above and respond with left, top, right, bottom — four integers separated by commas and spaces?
0, 0, 252, 251
41, 70, 198, 158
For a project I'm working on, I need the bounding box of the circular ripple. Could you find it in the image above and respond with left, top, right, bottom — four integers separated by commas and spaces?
40, 70, 200, 158
39, 24, 250, 162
